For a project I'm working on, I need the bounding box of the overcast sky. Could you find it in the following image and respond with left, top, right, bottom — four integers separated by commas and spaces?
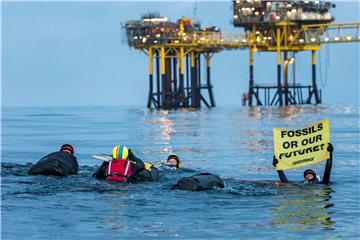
2, 1, 359, 107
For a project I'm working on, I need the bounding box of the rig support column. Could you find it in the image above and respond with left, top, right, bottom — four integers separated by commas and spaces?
310, 50, 321, 104
173, 54, 178, 107
147, 47, 154, 108
248, 48, 254, 106
160, 47, 166, 108
186, 53, 190, 107
179, 47, 185, 107
283, 51, 289, 105
292, 52, 296, 104
156, 50, 160, 107
206, 52, 215, 107
197, 53, 201, 92
164, 51, 172, 109
190, 51, 200, 108
276, 28, 283, 106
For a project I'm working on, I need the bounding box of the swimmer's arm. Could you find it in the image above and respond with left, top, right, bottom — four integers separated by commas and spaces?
128, 149, 145, 171
92, 161, 108, 179
277, 170, 289, 183
273, 156, 288, 183
322, 143, 333, 184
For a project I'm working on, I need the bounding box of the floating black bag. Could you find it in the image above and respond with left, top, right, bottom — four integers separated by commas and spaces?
136, 166, 160, 182
172, 173, 225, 191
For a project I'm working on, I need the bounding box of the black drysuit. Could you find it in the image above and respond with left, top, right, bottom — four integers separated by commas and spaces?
28, 151, 78, 176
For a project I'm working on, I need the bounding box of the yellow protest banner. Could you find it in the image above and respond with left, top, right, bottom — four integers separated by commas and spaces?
273, 119, 330, 170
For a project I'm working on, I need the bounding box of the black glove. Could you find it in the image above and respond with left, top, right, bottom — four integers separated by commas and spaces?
272, 156, 278, 167
327, 143, 334, 153
128, 148, 133, 159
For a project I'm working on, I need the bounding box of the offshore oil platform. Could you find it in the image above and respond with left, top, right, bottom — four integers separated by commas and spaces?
124, 0, 360, 109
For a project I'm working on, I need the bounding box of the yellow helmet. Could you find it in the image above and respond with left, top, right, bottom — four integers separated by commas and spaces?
112, 145, 129, 160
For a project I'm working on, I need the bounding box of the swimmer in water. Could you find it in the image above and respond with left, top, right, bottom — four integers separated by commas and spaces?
273, 143, 333, 184
93, 145, 159, 182
93, 145, 145, 181
157, 154, 181, 170
157, 154, 197, 173
165, 154, 181, 169
28, 144, 78, 176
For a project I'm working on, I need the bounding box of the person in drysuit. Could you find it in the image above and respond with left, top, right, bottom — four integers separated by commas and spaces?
157, 154, 181, 170
135, 154, 182, 181
28, 144, 78, 176
273, 143, 334, 184
93, 145, 159, 182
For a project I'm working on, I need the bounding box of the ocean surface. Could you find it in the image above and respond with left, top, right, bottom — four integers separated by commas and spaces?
1, 105, 359, 239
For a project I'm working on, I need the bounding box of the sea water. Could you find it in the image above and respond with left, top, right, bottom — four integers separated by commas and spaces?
1, 105, 359, 239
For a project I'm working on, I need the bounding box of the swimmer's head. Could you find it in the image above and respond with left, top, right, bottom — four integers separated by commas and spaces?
60, 144, 74, 155
303, 169, 320, 183
167, 154, 181, 169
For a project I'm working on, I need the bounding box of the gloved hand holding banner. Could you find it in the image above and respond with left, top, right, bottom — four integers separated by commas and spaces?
273, 119, 330, 170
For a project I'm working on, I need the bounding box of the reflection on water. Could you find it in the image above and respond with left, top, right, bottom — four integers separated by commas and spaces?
242, 131, 272, 153
247, 105, 320, 119
106, 191, 127, 231
272, 185, 335, 231
159, 115, 175, 155
159, 116, 174, 140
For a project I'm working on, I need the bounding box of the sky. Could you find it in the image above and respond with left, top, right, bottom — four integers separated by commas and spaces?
2, 1, 360, 107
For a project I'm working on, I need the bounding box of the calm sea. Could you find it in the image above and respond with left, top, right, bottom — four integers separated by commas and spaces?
1, 105, 359, 239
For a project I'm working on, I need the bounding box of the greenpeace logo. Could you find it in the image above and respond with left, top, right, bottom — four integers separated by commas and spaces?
293, 157, 314, 165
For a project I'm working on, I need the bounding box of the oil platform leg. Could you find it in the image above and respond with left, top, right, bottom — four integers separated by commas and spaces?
147, 48, 154, 108
206, 52, 215, 107
156, 50, 161, 107
179, 47, 185, 107
248, 48, 254, 106
276, 28, 283, 106
311, 50, 321, 104
186, 54, 190, 107
190, 51, 200, 108
197, 53, 201, 89
277, 60, 283, 106
196, 53, 201, 107
164, 51, 173, 109
160, 47, 166, 109
173, 54, 178, 108
283, 51, 289, 105
292, 52, 296, 104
